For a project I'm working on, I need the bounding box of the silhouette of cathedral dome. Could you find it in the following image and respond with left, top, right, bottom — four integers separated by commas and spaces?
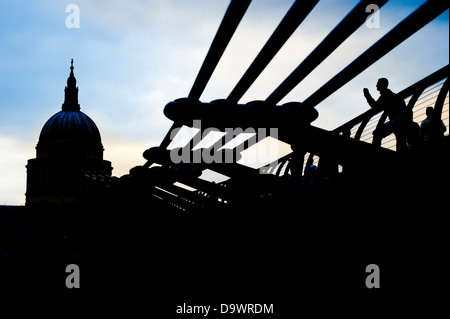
35, 60, 104, 159
26, 60, 113, 206
39, 111, 102, 144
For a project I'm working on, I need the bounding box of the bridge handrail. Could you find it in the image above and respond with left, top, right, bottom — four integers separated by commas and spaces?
332, 65, 449, 142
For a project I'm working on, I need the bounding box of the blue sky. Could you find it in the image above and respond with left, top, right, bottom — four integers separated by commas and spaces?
0, 0, 448, 205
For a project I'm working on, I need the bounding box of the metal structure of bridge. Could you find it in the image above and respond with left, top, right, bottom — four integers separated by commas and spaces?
116, 0, 449, 302
129, 0, 449, 213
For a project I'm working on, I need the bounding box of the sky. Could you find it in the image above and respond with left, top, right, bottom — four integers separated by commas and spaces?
0, 0, 448, 205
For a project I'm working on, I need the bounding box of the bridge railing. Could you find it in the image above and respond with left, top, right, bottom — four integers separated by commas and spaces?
293, 65, 449, 179
263, 65, 449, 180
333, 65, 449, 150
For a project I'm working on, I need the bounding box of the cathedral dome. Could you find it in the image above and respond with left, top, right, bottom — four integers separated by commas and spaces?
36, 60, 104, 159
39, 110, 101, 144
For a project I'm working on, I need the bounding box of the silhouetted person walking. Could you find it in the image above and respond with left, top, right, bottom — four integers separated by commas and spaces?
420, 107, 447, 145
364, 78, 407, 152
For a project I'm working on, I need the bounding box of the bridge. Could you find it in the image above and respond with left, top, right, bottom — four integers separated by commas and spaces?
131, 0, 449, 212
119, 0, 449, 302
